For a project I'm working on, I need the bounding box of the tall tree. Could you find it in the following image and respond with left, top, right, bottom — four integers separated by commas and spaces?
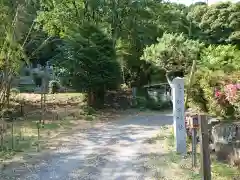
188, 2, 240, 46
141, 33, 204, 79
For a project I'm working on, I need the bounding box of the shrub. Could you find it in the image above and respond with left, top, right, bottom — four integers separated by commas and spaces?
135, 96, 147, 108
219, 74, 240, 119
18, 84, 36, 93
10, 88, 20, 95
85, 115, 96, 121
49, 80, 61, 94
188, 70, 240, 119
120, 83, 129, 91
200, 45, 240, 73
52, 24, 121, 107
83, 106, 96, 115
199, 71, 235, 118
186, 70, 208, 112
142, 33, 204, 75
188, 45, 240, 119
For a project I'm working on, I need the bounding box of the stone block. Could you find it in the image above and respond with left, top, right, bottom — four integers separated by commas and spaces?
211, 122, 240, 167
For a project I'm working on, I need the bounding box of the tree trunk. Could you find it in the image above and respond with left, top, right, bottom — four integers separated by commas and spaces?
184, 60, 196, 109
5, 81, 11, 108
96, 87, 105, 108
87, 89, 94, 107
87, 87, 105, 108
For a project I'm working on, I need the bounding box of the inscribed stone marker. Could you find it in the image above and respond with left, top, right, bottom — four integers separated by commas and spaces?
172, 77, 187, 154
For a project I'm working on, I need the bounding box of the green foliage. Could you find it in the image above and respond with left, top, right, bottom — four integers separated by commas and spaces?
85, 115, 96, 121
188, 2, 240, 45
190, 45, 240, 118
200, 45, 240, 72
187, 43, 240, 119
53, 24, 121, 97
157, 2, 190, 35
134, 96, 147, 109
120, 83, 129, 91
142, 33, 204, 74
185, 70, 208, 111
200, 71, 235, 118
18, 84, 36, 93
32, 72, 42, 87
82, 105, 96, 115
0, 0, 240, 112
188, 70, 240, 119
48, 80, 60, 94
10, 88, 20, 95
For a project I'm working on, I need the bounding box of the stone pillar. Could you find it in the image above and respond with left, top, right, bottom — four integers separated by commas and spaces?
172, 77, 187, 154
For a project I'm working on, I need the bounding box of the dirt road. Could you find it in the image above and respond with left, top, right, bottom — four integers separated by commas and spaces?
1, 112, 173, 180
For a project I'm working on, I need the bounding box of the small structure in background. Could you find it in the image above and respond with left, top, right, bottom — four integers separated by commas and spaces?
143, 83, 172, 109
13, 62, 56, 93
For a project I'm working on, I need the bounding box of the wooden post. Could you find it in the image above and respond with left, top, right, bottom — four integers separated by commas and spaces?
199, 114, 211, 180
190, 115, 199, 168
37, 122, 40, 152
192, 128, 197, 167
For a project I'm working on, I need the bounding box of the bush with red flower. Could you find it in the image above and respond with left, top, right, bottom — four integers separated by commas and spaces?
187, 44, 240, 120
222, 83, 240, 118
187, 70, 240, 119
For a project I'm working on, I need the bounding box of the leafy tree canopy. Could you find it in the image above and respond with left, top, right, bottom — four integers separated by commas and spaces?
200, 45, 240, 73
52, 24, 121, 92
188, 2, 240, 46
141, 33, 204, 74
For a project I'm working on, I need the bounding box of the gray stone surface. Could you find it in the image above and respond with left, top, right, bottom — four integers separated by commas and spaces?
0, 112, 173, 180
211, 122, 240, 165
212, 122, 240, 144
16, 64, 55, 92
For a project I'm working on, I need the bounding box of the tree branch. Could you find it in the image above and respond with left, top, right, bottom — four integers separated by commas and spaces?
22, 21, 35, 48
165, 71, 173, 87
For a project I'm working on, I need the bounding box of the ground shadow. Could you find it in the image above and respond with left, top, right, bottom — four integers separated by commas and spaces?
0, 112, 173, 180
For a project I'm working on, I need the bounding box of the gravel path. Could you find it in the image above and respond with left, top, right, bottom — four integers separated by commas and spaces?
1, 112, 173, 180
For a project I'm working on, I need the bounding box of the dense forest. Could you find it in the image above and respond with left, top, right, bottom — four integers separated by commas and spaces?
0, 0, 240, 117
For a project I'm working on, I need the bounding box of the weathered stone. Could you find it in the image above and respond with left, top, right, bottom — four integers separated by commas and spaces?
212, 122, 240, 144
184, 109, 240, 167
19, 76, 35, 85
15, 63, 57, 93
214, 142, 240, 167
211, 122, 240, 167
34, 86, 42, 93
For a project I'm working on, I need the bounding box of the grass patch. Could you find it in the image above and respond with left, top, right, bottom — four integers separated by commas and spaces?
43, 123, 60, 129
0, 127, 39, 161
0, 151, 16, 160
166, 131, 174, 148
85, 115, 96, 121
0, 93, 93, 161
144, 134, 165, 144
212, 159, 240, 179
0, 119, 75, 161
146, 125, 240, 180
